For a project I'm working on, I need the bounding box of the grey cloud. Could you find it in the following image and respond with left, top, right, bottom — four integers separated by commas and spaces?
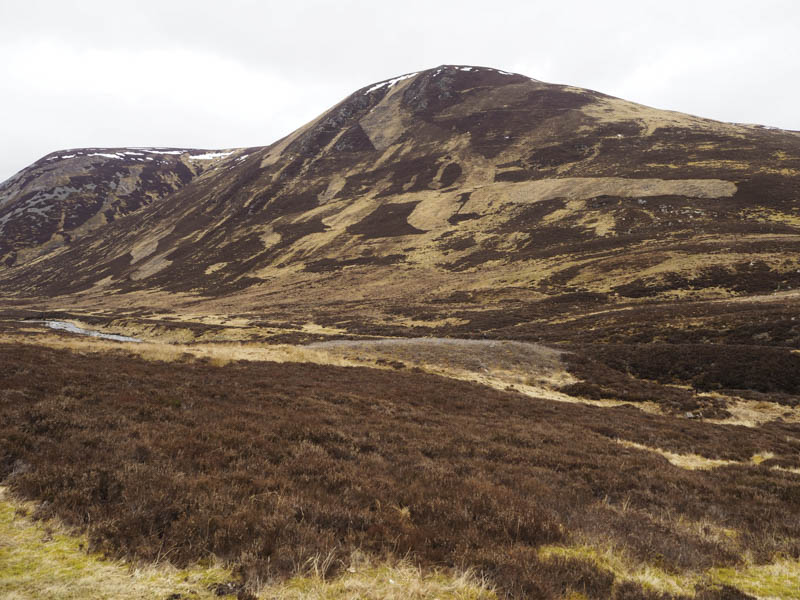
1, 0, 798, 182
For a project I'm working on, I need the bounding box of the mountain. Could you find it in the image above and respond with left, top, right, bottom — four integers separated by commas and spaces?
0, 147, 242, 267
1, 65, 800, 343
3, 66, 800, 599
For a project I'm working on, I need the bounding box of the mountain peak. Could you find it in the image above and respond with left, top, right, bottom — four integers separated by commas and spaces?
357, 65, 531, 97
427, 64, 527, 78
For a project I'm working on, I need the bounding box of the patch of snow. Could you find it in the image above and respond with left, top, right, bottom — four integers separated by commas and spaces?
365, 72, 418, 94
235, 154, 250, 162
136, 149, 185, 155
26, 205, 53, 217
731, 122, 782, 130
458, 66, 474, 72
189, 151, 235, 160
88, 153, 123, 160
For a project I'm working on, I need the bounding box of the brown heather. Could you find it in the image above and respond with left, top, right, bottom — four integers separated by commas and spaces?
2, 343, 800, 598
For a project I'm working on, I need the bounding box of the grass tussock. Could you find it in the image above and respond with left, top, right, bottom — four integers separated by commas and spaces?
2, 344, 800, 598
538, 544, 695, 597
261, 557, 495, 600
710, 557, 800, 600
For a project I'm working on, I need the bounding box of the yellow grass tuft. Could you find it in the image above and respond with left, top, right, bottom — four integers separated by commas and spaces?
614, 439, 737, 470
133, 342, 191, 363
750, 451, 776, 465
540, 542, 800, 599
1, 486, 495, 600
0, 486, 235, 599
616, 439, 789, 473
538, 544, 695, 596
710, 559, 800, 600
261, 560, 495, 600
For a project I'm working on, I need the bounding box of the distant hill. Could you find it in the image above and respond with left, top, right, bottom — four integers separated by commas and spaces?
0, 147, 242, 267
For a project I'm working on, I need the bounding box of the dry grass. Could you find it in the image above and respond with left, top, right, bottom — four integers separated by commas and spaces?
538, 544, 695, 597
774, 466, 800, 476
260, 556, 495, 600
0, 486, 235, 600
0, 325, 583, 404
539, 543, 800, 600
750, 451, 776, 465
615, 440, 789, 473
0, 327, 360, 368
614, 440, 737, 470
1, 486, 494, 600
710, 558, 800, 600
707, 397, 800, 428
307, 337, 580, 402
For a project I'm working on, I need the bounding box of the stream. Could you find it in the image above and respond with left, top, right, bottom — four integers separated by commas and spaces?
42, 320, 142, 343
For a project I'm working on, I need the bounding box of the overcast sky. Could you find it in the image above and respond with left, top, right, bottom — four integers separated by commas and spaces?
2, 0, 799, 183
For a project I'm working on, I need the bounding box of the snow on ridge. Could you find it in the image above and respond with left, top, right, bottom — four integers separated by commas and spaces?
189, 151, 235, 160
88, 153, 123, 160
365, 72, 418, 94
38, 147, 199, 165
128, 148, 185, 155
431, 65, 518, 78
738, 123, 783, 131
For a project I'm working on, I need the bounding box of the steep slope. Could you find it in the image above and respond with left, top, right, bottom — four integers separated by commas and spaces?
2, 65, 800, 329
0, 147, 242, 267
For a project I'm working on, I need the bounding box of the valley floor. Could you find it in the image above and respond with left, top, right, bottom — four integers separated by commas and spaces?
1, 316, 799, 599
